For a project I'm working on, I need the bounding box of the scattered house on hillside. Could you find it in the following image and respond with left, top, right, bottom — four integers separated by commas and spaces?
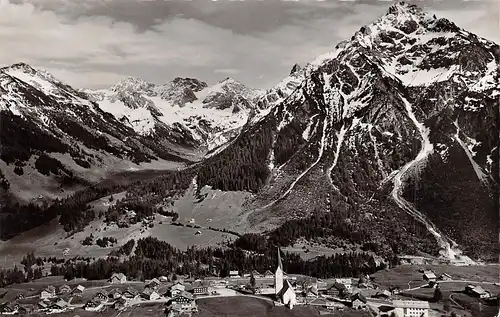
229, 271, 240, 278
108, 288, 122, 300
325, 300, 346, 311
350, 293, 368, 310
108, 272, 127, 284
325, 282, 348, 298
170, 291, 197, 311
465, 285, 491, 299
159, 276, 169, 282
93, 289, 109, 303
59, 284, 72, 294
146, 278, 161, 289
17, 304, 34, 315
48, 299, 68, 312
439, 273, 452, 281
392, 300, 430, 317
37, 301, 49, 311
264, 270, 275, 279
84, 300, 103, 312
141, 288, 160, 301
126, 210, 137, 219
40, 286, 56, 299
1, 303, 19, 315
71, 285, 85, 296
114, 297, 128, 310
122, 287, 139, 299
170, 282, 186, 297
192, 282, 210, 296
398, 255, 426, 265
335, 278, 353, 292
423, 270, 437, 282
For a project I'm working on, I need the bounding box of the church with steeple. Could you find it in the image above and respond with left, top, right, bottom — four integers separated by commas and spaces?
274, 248, 297, 309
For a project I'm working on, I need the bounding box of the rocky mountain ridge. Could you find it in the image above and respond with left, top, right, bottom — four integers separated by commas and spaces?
0, 2, 498, 262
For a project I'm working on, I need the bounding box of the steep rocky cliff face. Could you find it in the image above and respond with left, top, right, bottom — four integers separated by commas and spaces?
195, 2, 499, 261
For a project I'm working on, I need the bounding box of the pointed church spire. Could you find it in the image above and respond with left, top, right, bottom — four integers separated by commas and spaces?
278, 247, 283, 270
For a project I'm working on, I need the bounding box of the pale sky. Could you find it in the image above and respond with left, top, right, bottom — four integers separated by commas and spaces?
1, 0, 498, 90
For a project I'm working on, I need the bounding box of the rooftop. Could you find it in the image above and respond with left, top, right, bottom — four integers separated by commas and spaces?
392, 300, 430, 309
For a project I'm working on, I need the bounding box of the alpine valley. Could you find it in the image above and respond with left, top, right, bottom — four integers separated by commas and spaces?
0, 1, 498, 270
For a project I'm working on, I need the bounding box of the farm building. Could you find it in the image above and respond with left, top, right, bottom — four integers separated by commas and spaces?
465, 285, 491, 299
170, 282, 186, 297
146, 278, 161, 289
122, 287, 139, 299
58, 284, 71, 294
325, 282, 348, 298
108, 272, 127, 284
40, 286, 56, 299
93, 290, 109, 303
392, 300, 430, 317
422, 270, 437, 282
141, 288, 160, 301
350, 293, 368, 310
72, 285, 85, 296
48, 299, 68, 313
84, 300, 103, 312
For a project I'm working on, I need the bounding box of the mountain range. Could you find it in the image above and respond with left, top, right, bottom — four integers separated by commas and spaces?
0, 2, 498, 263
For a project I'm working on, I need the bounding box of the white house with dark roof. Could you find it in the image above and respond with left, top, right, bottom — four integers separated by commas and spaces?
392, 300, 430, 317
108, 273, 127, 284
40, 286, 56, 299
422, 270, 437, 282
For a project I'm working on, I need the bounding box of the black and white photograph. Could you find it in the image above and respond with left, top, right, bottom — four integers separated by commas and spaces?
0, 0, 498, 316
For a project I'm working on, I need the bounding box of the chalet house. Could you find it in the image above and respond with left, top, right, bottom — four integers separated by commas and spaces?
17, 304, 34, 315
108, 272, 127, 284
84, 300, 103, 312
251, 270, 262, 278
72, 285, 85, 296
48, 299, 68, 312
37, 301, 49, 311
465, 285, 491, 299
59, 284, 72, 294
392, 300, 430, 317
229, 271, 240, 278
170, 282, 186, 297
108, 288, 122, 300
171, 292, 197, 311
114, 297, 128, 310
122, 287, 139, 299
350, 293, 368, 310
141, 288, 160, 301
423, 270, 437, 282
146, 278, 161, 289
40, 286, 56, 299
335, 278, 353, 292
1, 303, 19, 315
326, 282, 348, 298
93, 290, 109, 303
439, 273, 452, 281
193, 285, 209, 295
264, 270, 275, 279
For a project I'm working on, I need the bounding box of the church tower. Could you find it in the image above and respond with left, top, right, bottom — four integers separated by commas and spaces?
275, 248, 284, 296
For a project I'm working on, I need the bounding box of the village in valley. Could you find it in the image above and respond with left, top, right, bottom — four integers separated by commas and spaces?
0, 250, 498, 317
